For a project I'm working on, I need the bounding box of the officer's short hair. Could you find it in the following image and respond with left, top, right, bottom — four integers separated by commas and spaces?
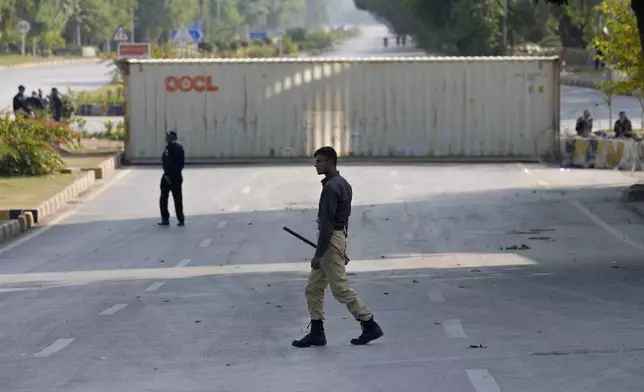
314, 146, 337, 166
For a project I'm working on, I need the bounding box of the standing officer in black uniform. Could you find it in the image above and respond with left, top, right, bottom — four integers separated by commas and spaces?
292, 146, 384, 348
158, 131, 185, 227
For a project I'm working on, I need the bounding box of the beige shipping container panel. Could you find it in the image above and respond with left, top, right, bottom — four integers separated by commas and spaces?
124, 57, 560, 162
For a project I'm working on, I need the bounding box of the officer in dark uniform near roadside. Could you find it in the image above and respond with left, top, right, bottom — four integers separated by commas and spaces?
292, 146, 384, 348
158, 131, 185, 227
13, 85, 31, 118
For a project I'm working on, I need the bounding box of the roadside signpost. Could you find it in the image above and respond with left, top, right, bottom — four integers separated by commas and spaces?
17, 20, 30, 56
112, 25, 131, 42
171, 21, 202, 57
249, 31, 267, 40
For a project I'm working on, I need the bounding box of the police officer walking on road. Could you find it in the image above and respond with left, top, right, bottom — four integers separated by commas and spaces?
158, 131, 185, 227
292, 146, 384, 348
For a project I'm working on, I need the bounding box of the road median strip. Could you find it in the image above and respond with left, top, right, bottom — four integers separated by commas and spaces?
0, 151, 123, 246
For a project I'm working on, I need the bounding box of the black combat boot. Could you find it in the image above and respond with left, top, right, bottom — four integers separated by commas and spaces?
350, 317, 384, 346
292, 320, 327, 348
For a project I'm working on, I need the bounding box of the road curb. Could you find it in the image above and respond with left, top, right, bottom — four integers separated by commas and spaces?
0, 58, 100, 71
0, 151, 123, 246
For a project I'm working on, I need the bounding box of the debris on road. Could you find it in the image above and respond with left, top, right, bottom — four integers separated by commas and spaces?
501, 244, 530, 250
510, 228, 555, 235
468, 344, 487, 349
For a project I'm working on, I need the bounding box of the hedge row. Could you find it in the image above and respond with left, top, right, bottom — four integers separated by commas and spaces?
0, 114, 80, 176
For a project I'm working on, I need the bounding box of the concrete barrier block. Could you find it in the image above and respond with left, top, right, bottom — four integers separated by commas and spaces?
17, 214, 27, 232
23, 211, 34, 228
0, 220, 21, 244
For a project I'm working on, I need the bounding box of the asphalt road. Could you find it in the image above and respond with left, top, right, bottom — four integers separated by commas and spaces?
3, 27, 644, 391
2, 161, 644, 391
0, 59, 113, 111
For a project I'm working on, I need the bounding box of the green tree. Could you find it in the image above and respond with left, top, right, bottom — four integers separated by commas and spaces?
540, 0, 644, 57
592, 0, 644, 128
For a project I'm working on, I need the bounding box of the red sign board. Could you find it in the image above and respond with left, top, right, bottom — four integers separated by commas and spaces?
117, 43, 151, 59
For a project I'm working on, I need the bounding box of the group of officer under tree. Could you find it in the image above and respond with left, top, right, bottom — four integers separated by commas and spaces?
12, 84, 64, 122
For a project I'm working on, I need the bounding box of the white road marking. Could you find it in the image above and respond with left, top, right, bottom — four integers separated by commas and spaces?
0, 169, 132, 256
216, 220, 228, 229
33, 338, 75, 358
100, 304, 128, 315
390, 171, 398, 178
393, 184, 403, 191
428, 288, 445, 302
570, 199, 644, 251
466, 369, 502, 392
251, 171, 263, 179
175, 258, 193, 268
229, 205, 241, 212
516, 163, 550, 188
144, 282, 165, 292
518, 163, 644, 251
198, 239, 212, 248
242, 186, 251, 194
442, 319, 467, 339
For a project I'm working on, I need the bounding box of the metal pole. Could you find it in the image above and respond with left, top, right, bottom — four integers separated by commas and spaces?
503, 0, 508, 54
130, 7, 135, 43
21, 34, 25, 56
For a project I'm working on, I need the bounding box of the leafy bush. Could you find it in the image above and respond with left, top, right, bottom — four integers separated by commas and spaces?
282, 35, 298, 54
286, 28, 307, 42
74, 119, 126, 141
246, 45, 278, 58
0, 115, 80, 176
66, 85, 124, 105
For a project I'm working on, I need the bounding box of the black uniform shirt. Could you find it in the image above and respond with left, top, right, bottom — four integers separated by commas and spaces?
315, 171, 352, 258
162, 141, 185, 179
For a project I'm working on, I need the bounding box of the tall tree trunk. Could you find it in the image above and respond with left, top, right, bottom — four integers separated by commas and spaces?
633, 0, 644, 57
631, 0, 644, 57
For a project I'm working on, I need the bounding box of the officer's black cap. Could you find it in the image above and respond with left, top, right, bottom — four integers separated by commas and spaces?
167, 131, 177, 137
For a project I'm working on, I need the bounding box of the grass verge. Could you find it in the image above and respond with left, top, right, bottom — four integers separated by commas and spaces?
0, 144, 122, 210
0, 172, 84, 209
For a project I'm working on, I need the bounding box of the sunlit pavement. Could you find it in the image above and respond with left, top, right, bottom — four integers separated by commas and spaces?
1, 160, 644, 391
2, 25, 644, 391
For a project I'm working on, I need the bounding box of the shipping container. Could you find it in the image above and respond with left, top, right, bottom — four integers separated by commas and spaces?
123, 56, 560, 163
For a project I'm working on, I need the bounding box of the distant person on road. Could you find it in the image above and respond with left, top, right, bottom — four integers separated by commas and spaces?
383, 37, 388, 47
292, 146, 384, 348
12, 85, 31, 118
614, 111, 633, 138
49, 88, 63, 122
402, 35, 407, 46
575, 109, 594, 137
158, 131, 185, 227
